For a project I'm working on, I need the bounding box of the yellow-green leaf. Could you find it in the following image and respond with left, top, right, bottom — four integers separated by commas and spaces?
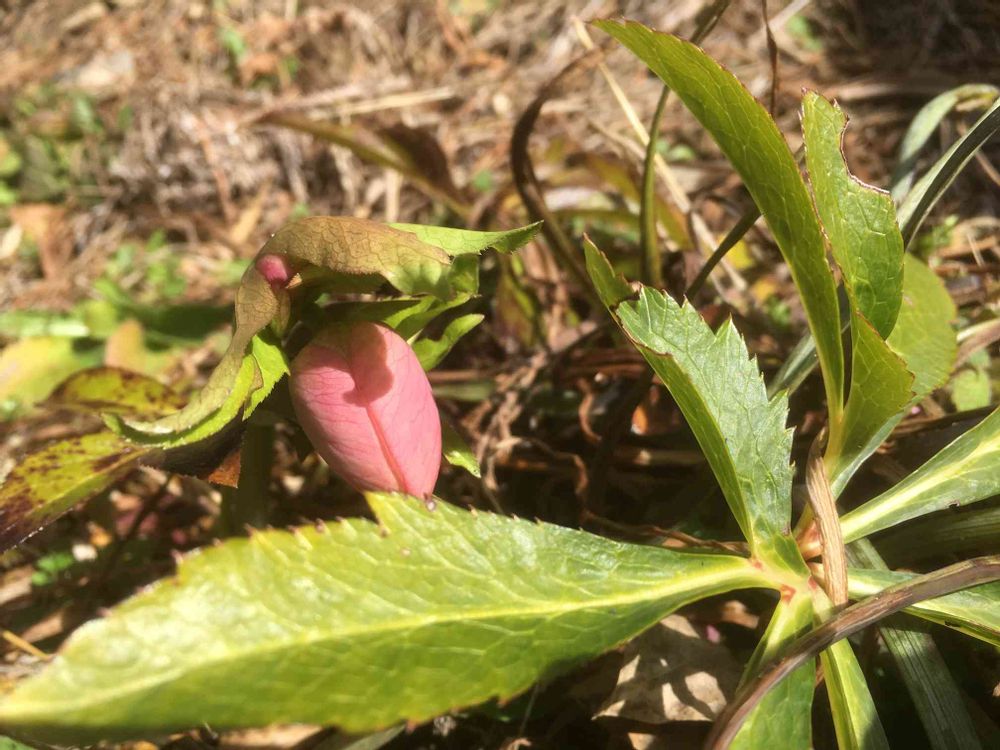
0, 493, 772, 742
841, 406, 1000, 541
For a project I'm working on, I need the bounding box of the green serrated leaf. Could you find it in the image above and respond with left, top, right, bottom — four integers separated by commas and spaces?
847, 567, 1000, 648
585, 241, 804, 574
0, 431, 149, 551
48, 367, 187, 418
441, 418, 480, 478
412, 313, 483, 370
841, 406, 1000, 542
730, 594, 814, 750
597, 20, 845, 426
0, 493, 773, 742
389, 222, 542, 256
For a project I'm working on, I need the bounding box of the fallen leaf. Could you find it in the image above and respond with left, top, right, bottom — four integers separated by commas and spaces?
596, 615, 741, 724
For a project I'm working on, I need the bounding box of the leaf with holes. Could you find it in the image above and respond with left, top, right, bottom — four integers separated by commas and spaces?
0, 368, 192, 551
801, 91, 912, 493
48, 367, 187, 418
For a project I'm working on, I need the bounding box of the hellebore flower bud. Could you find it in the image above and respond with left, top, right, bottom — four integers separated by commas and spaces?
290, 321, 441, 496
255, 254, 295, 288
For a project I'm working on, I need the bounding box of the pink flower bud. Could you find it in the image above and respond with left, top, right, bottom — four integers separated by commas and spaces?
255, 254, 295, 288
289, 321, 441, 496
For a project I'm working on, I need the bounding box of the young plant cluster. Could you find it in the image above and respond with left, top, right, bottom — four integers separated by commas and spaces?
1, 18, 998, 750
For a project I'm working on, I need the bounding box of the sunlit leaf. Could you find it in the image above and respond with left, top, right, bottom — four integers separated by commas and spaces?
597, 20, 845, 425
0, 309, 91, 339
110, 354, 256, 448
48, 367, 186, 418
803, 92, 903, 337
0, 368, 194, 551
802, 91, 912, 493
887, 255, 957, 403
950, 367, 992, 411
815, 591, 890, 750
245, 333, 289, 416
821, 639, 889, 750
0, 337, 101, 417
585, 240, 805, 574
840, 406, 1000, 541
389, 222, 542, 256
0, 493, 772, 742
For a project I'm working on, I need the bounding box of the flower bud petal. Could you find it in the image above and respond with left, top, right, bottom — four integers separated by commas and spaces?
290, 321, 441, 496
255, 254, 295, 288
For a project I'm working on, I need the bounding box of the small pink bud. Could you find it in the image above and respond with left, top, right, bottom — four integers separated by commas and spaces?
255, 254, 295, 288
289, 321, 441, 496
